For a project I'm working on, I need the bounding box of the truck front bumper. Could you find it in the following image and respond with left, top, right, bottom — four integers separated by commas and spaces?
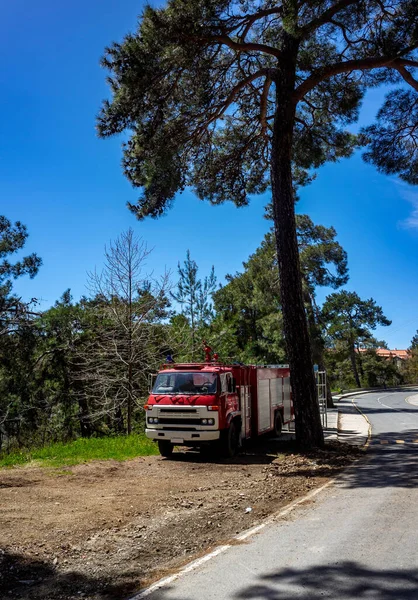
145, 429, 220, 443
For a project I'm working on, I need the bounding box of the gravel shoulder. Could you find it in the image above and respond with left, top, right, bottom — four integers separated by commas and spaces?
0, 440, 360, 600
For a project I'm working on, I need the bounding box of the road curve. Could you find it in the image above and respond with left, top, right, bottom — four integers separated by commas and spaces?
139, 388, 418, 600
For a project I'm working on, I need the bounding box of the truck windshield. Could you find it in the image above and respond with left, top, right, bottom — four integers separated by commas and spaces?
152, 372, 218, 395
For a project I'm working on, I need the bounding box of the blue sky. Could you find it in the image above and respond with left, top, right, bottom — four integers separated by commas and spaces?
1, 1, 417, 349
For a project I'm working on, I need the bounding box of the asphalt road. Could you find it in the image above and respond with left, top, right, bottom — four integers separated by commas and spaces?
140, 388, 418, 600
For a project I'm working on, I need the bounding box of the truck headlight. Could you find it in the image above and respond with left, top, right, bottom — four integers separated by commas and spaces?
148, 417, 159, 424
201, 418, 208, 425
208, 418, 215, 426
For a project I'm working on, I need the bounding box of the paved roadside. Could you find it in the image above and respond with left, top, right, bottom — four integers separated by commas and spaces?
334, 397, 370, 447
322, 407, 338, 441
139, 387, 418, 600
332, 386, 418, 447
321, 394, 370, 447
334, 386, 418, 446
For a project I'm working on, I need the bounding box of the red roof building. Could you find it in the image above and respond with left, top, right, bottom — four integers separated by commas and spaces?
375, 348, 409, 361
357, 348, 410, 368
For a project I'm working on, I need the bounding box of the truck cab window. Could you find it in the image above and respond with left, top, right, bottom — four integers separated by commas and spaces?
220, 373, 234, 394
152, 372, 217, 395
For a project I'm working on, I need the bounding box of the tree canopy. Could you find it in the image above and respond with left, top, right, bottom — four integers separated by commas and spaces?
410, 330, 418, 350
98, 0, 418, 218
321, 290, 391, 387
211, 214, 348, 365
0, 216, 42, 336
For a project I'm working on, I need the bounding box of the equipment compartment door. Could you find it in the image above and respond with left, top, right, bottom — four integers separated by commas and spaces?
257, 379, 271, 433
283, 377, 292, 422
270, 377, 283, 408
241, 385, 251, 439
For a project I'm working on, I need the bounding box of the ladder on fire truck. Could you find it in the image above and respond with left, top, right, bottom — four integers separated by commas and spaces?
315, 369, 328, 428
265, 364, 328, 430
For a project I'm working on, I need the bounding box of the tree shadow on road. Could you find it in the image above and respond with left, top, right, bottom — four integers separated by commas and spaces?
152, 561, 418, 600
335, 429, 418, 490
233, 561, 418, 600
346, 407, 418, 414
274, 431, 418, 489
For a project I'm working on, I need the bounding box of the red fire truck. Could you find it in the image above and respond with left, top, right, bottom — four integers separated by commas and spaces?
145, 345, 293, 458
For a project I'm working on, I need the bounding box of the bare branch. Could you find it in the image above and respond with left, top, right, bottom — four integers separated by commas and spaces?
395, 63, 418, 93
329, 18, 369, 46
300, 0, 359, 37
78, 230, 172, 434
195, 68, 275, 134
260, 76, 272, 136
400, 59, 418, 69
294, 54, 412, 101
211, 35, 281, 58
237, 7, 283, 42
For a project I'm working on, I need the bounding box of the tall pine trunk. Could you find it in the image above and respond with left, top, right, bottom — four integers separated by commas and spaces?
271, 36, 324, 449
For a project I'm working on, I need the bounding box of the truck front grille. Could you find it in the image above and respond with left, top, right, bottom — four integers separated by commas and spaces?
159, 408, 197, 414
158, 417, 201, 426
161, 426, 197, 431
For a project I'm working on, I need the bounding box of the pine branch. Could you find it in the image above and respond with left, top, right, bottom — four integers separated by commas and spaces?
395, 63, 418, 92
300, 0, 359, 37
294, 49, 418, 101
206, 35, 281, 58
237, 7, 284, 42
194, 67, 275, 135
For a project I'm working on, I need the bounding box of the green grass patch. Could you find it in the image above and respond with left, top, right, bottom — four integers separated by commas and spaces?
0, 434, 158, 469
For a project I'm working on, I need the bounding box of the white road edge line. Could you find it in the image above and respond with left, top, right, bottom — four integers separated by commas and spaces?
377, 394, 403, 412
405, 395, 418, 408
377, 394, 418, 432
129, 480, 334, 599
350, 397, 372, 448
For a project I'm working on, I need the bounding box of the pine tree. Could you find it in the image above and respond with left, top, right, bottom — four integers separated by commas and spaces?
0, 216, 41, 335
211, 215, 348, 376
98, 2, 418, 448
321, 291, 391, 387
171, 250, 216, 357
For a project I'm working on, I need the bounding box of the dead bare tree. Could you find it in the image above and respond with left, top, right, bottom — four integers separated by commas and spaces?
73, 229, 171, 434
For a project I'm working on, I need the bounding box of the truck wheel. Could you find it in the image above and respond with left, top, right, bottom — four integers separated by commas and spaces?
273, 411, 283, 437
221, 421, 239, 458
158, 440, 174, 458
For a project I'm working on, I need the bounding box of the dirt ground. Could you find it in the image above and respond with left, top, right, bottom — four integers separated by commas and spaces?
0, 439, 360, 600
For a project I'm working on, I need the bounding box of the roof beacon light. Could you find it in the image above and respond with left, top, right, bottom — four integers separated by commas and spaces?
203, 341, 212, 362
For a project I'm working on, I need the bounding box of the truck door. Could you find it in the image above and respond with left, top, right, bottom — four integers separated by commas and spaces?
220, 373, 239, 425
